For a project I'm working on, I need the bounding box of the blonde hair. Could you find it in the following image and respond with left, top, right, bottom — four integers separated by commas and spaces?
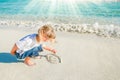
38, 24, 56, 39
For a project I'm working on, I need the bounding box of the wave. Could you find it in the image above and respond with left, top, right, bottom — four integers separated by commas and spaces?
0, 19, 120, 39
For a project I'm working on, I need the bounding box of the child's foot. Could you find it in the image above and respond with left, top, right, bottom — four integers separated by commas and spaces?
24, 57, 36, 66
25, 60, 36, 66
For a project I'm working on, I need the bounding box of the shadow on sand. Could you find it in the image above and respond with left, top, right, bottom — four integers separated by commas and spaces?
0, 52, 23, 63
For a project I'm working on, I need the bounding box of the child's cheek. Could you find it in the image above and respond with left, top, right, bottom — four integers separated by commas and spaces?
43, 38, 47, 42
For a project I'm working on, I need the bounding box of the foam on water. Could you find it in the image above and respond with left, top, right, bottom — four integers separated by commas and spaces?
0, 18, 120, 38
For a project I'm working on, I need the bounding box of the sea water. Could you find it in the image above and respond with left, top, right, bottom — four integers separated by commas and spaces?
0, 0, 120, 38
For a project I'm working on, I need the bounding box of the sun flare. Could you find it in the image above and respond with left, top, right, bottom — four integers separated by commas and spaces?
24, 0, 107, 16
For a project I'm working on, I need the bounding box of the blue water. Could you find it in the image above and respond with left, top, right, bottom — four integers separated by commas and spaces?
0, 0, 29, 15
0, 0, 120, 17
0, 0, 120, 25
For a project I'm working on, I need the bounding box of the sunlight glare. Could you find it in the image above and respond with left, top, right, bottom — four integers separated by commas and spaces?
24, 0, 104, 16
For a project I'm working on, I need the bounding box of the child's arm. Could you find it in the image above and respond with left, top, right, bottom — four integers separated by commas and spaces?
43, 46, 56, 54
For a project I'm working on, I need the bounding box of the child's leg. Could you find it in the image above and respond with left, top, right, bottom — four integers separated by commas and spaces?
21, 45, 43, 59
21, 45, 43, 66
24, 57, 36, 66
11, 44, 18, 55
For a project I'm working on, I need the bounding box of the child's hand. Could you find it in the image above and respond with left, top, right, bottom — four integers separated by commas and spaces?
43, 46, 57, 54
51, 49, 56, 54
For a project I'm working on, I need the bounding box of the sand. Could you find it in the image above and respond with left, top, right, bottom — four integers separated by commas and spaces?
0, 27, 120, 80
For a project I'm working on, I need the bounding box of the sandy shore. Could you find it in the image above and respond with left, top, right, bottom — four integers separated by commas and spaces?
0, 27, 120, 80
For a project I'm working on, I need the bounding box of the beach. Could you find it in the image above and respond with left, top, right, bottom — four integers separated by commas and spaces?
0, 0, 120, 80
0, 26, 120, 80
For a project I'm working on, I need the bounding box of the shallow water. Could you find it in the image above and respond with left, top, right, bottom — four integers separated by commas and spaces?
0, 0, 120, 17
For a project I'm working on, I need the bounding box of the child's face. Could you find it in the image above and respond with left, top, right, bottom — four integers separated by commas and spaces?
39, 33, 50, 42
42, 34, 49, 42
38, 30, 55, 42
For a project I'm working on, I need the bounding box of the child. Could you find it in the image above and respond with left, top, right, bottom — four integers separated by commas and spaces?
11, 24, 56, 66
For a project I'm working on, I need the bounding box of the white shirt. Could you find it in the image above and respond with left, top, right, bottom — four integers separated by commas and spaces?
16, 34, 42, 55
